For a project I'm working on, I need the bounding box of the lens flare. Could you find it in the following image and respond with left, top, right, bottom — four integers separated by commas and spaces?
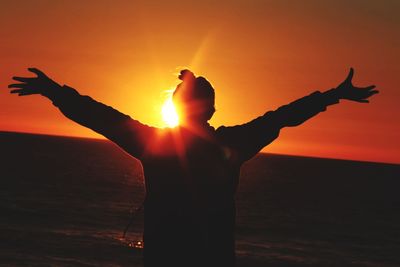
161, 97, 179, 128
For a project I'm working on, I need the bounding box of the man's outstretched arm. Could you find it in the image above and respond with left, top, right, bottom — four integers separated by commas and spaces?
273, 68, 378, 128
218, 68, 379, 162
8, 68, 154, 159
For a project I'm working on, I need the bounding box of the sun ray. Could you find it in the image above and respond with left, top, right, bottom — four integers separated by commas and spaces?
188, 30, 217, 70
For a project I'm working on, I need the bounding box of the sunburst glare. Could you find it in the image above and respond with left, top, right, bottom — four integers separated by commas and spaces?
161, 97, 179, 128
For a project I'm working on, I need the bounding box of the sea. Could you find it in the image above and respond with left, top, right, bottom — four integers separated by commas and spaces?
1, 131, 399, 267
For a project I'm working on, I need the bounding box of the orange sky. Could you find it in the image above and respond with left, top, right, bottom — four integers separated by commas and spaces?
1, 0, 399, 164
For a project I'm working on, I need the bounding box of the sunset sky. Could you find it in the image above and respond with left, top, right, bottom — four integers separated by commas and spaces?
1, 0, 399, 164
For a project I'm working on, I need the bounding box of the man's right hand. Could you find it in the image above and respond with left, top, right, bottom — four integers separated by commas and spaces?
8, 68, 61, 97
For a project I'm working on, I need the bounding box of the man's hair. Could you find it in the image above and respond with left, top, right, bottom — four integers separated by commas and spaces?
173, 69, 215, 120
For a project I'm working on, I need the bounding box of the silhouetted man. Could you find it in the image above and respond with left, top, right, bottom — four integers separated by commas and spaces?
8, 68, 377, 266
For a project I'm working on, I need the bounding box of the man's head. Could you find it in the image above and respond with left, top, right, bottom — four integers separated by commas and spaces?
172, 70, 215, 125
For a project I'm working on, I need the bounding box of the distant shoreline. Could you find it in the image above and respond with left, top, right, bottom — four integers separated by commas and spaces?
1, 130, 398, 166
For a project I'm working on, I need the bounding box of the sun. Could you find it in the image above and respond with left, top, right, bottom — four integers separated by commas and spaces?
161, 97, 179, 128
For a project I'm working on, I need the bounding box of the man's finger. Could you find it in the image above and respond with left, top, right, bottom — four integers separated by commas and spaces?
355, 85, 376, 91
361, 85, 376, 90
366, 91, 379, 97
10, 89, 24, 94
12, 76, 34, 82
8, 83, 27, 88
18, 91, 35, 96
28, 67, 46, 77
345, 68, 354, 83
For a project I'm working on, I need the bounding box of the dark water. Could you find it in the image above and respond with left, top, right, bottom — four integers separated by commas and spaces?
1, 131, 399, 266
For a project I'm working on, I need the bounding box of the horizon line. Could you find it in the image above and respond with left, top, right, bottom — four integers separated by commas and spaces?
1, 130, 398, 166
